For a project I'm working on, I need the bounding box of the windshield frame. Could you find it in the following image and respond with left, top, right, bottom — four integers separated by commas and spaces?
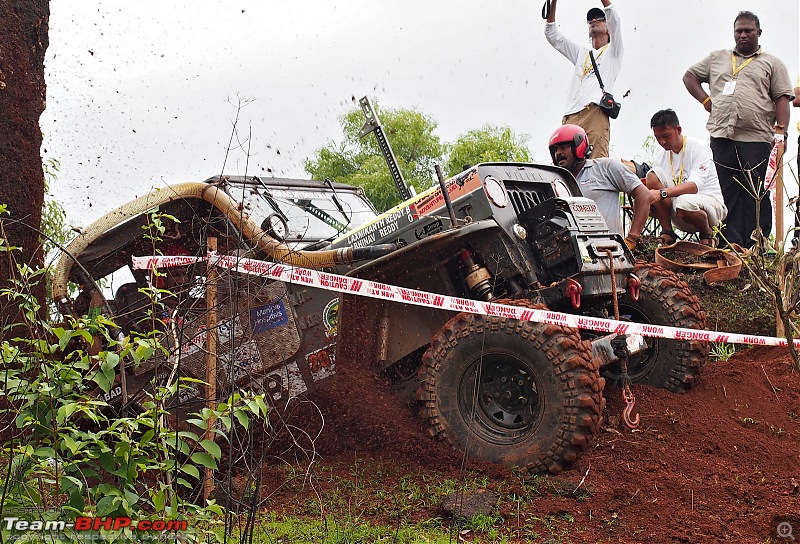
219, 176, 379, 248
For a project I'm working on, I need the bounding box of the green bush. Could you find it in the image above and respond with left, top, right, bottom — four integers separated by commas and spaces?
0, 232, 269, 543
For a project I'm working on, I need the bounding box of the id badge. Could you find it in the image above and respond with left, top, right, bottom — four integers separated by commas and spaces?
722, 80, 737, 95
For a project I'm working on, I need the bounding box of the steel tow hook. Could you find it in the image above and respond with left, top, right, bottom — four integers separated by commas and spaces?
611, 334, 641, 430
627, 273, 641, 301
566, 278, 582, 309
622, 388, 640, 429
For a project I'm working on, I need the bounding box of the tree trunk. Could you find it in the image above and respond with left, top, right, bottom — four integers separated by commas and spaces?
0, 0, 49, 335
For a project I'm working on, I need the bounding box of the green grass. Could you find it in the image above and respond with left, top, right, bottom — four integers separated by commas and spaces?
710, 341, 737, 361
260, 515, 443, 543
213, 463, 576, 544
221, 514, 469, 543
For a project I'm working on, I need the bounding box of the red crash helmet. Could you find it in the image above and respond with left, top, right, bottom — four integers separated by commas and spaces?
548, 124, 592, 161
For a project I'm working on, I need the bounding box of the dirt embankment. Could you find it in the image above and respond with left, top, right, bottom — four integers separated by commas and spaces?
255, 248, 799, 542
255, 342, 800, 542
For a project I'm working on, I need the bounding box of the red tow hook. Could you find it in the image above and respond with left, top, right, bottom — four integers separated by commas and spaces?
565, 278, 582, 309
622, 387, 641, 429
627, 274, 641, 301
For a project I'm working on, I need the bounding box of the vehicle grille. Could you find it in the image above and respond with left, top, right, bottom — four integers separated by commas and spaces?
505, 184, 550, 216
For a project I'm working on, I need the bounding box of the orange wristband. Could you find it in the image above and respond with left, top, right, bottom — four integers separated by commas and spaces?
702, 96, 711, 105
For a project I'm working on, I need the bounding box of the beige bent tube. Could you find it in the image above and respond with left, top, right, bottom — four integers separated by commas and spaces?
51, 182, 361, 305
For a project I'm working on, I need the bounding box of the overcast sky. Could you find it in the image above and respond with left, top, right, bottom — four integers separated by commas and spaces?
43, 1, 799, 228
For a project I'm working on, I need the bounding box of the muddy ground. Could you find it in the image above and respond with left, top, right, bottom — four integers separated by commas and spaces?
252, 246, 799, 543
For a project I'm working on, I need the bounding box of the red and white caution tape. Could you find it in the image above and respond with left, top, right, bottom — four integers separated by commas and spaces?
131, 253, 796, 348
133, 255, 201, 271
765, 138, 781, 192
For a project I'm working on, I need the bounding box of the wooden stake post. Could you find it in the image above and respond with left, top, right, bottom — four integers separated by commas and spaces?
775, 148, 785, 338
203, 237, 218, 502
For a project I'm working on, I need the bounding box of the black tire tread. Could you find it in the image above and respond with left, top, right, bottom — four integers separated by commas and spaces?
632, 263, 709, 392
417, 300, 605, 475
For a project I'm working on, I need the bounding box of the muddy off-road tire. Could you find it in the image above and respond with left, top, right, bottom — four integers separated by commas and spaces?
607, 263, 709, 392
416, 301, 605, 475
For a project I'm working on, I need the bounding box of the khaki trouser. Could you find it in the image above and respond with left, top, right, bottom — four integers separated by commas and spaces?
563, 103, 610, 159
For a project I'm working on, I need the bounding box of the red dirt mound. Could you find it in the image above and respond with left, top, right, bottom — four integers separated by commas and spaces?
260, 346, 800, 543
546, 345, 800, 542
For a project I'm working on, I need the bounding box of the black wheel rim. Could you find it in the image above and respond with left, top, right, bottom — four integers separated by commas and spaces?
458, 352, 543, 445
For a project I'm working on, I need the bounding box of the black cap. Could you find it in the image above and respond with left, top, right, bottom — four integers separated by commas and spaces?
587, 7, 605, 21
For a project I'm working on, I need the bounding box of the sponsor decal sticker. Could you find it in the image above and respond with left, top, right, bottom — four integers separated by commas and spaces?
262, 362, 307, 401
323, 298, 339, 339
250, 299, 289, 335
227, 340, 264, 384
307, 344, 336, 381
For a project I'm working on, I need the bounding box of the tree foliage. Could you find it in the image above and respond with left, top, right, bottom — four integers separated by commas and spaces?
305, 104, 444, 212
445, 125, 532, 177
41, 158, 70, 260
305, 104, 532, 212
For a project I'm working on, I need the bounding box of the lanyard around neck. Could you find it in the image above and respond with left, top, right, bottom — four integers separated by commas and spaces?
731, 50, 761, 79
582, 44, 608, 79
669, 136, 687, 185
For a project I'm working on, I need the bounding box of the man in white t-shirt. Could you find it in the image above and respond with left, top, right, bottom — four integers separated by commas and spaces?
645, 109, 728, 246
544, 0, 622, 158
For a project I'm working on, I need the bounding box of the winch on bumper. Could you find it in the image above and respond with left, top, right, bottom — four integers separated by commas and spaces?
590, 332, 648, 369
528, 237, 639, 309
517, 196, 637, 297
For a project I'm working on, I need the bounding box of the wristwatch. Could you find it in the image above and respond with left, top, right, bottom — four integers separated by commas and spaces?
660, 189, 669, 200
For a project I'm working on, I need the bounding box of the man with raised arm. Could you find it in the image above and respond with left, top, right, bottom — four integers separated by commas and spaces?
544, 0, 622, 158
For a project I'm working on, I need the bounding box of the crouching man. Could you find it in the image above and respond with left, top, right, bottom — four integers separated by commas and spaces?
646, 109, 727, 246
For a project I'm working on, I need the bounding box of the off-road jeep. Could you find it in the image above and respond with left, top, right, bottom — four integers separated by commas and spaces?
53, 103, 708, 475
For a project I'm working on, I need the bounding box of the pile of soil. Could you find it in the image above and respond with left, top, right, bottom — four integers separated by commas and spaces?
548, 347, 800, 541
257, 348, 800, 543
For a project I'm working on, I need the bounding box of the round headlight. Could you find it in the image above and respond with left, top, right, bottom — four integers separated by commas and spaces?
483, 176, 508, 208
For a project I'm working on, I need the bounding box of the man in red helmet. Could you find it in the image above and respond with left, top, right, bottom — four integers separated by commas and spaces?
545, 0, 621, 158
549, 124, 650, 249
